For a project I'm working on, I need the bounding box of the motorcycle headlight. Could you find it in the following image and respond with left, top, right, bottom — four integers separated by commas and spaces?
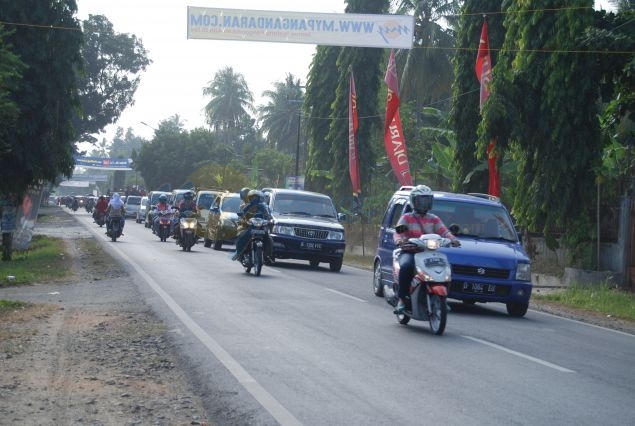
425, 239, 440, 250
516, 263, 531, 281
327, 230, 344, 240
273, 225, 294, 236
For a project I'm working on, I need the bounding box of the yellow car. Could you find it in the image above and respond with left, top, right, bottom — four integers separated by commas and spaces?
204, 191, 242, 250
195, 189, 224, 239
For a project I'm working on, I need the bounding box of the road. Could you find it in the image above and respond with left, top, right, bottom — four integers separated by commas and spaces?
76, 210, 635, 426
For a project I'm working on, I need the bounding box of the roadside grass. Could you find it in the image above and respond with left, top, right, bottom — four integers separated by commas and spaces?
343, 253, 374, 271
0, 235, 71, 285
533, 284, 635, 322
0, 299, 28, 314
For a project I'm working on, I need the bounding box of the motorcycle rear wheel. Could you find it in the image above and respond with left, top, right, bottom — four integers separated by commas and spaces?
428, 295, 447, 335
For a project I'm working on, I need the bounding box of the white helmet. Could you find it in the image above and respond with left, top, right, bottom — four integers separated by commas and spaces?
410, 185, 433, 214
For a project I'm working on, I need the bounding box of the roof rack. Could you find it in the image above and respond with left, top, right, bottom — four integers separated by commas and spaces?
467, 192, 500, 202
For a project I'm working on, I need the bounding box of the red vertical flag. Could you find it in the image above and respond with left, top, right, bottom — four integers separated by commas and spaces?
348, 70, 361, 196
475, 19, 500, 197
384, 49, 413, 187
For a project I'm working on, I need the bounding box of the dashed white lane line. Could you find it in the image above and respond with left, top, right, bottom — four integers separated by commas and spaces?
463, 335, 575, 373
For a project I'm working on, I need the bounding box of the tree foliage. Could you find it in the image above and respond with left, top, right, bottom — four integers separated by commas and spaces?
394, 0, 459, 109
480, 0, 601, 245
319, 0, 388, 205
258, 73, 305, 155
450, 0, 505, 194
0, 25, 25, 156
304, 45, 341, 193
203, 66, 254, 132
75, 14, 151, 144
0, 0, 82, 197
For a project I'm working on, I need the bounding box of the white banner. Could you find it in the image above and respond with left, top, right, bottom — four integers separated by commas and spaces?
59, 180, 90, 187
187, 7, 414, 49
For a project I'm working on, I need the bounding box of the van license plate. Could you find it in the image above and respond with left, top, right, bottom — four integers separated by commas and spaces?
462, 282, 496, 294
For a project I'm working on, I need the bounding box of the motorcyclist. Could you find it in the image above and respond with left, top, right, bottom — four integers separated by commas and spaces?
106, 192, 126, 236
231, 189, 272, 261
393, 185, 460, 313
153, 194, 174, 235
71, 197, 79, 212
174, 191, 197, 241
93, 195, 108, 222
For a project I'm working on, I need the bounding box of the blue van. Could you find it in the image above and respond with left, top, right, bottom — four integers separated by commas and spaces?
373, 187, 532, 316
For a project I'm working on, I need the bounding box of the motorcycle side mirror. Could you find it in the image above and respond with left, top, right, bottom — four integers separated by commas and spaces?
395, 224, 408, 234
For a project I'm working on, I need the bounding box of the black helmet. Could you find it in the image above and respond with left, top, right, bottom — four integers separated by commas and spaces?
410, 185, 433, 214
159, 194, 168, 202
247, 190, 263, 204
184, 191, 194, 200
239, 187, 251, 203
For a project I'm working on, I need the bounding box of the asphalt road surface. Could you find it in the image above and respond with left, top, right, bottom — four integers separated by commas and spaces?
64, 210, 635, 425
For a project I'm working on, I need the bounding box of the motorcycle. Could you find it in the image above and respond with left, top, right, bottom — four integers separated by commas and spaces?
106, 214, 124, 242
93, 211, 107, 227
238, 217, 270, 276
85, 198, 94, 213
384, 233, 454, 335
155, 210, 174, 242
175, 210, 198, 252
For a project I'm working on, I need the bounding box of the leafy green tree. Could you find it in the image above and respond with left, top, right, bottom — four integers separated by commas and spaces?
134, 116, 188, 189
304, 45, 341, 193
252, 148, 293, 188
451, 0, 505, 193
0, 0, 82, 197
394, 0, 459, 109
480, 0, 602, 253
75, 15, 151, 143
0, 26, 25, 156
258, 73, 305, 155
320, 0, 389, 205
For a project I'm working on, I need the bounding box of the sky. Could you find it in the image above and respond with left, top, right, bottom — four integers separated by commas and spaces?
76, 0, 347, 146
76, 0, 616, 150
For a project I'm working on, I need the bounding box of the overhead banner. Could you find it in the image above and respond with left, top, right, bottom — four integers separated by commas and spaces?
187, 7, 414, 49
74, 156, 133, 170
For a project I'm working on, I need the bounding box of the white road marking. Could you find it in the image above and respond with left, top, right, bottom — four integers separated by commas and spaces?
87, 224, 303, 426
325, 288, 367, 302
463, 335, 575, 373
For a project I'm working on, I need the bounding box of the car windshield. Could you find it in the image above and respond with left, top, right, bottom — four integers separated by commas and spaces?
197, 194, 215, 209
273, 194, 336, 218
221, 196, 241, 213
431, 199, 517, 241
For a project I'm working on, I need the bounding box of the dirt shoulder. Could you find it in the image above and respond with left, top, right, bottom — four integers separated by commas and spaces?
0, 207, 211, 425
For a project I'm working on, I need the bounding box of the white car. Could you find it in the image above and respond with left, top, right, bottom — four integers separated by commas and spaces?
123, 195, 142, 219
136, 196, 148, 223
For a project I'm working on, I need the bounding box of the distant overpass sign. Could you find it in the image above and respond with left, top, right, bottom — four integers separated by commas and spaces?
187, 7, 414, 49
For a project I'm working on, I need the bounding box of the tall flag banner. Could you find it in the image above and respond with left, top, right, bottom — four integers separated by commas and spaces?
348, 70, 361, 196
383, 49, 413, 186
475, 19, 500, 197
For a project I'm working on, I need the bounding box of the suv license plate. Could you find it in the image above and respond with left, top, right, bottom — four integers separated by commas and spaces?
301, 241, 322, 250
462, 282, 496, 294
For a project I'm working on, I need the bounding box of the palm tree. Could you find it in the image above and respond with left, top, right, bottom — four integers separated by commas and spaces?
393, 0, 459, 109
258, 74, 304, 155
202, 66, 254, 132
